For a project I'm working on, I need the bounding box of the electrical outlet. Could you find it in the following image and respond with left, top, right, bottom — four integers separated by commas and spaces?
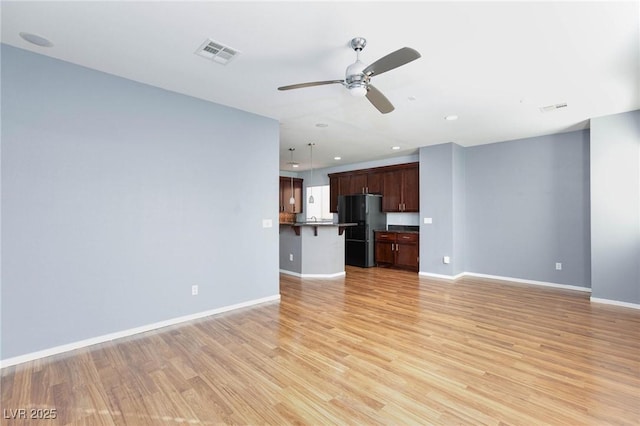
555, 262, 562, 271
443, 256, 450, 264
289, 253, 294, 261
192, 285, 199, 296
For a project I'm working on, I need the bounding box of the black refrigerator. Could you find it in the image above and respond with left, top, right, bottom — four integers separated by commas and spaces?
338, 194, 387, 267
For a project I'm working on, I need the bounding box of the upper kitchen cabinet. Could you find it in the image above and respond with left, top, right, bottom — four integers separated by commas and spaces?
279, 176, 303, 213
329, 172, 376, 213
328, 162, 418, 213
381, 164, 419, 212
402, 165, 419, 211
348, 173, 368, 195
329, 174, 351, 213
366, 171, 383, 195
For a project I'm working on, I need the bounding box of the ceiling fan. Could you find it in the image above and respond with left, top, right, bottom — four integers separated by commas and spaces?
278, 37, 421, 114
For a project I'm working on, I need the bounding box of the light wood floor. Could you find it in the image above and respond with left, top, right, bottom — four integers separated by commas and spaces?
2, 267, 639, 425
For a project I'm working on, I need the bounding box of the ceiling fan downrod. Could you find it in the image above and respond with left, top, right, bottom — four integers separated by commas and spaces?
345, 37, 369, 96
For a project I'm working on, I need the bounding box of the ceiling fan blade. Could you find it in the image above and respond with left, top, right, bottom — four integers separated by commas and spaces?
363, 47, 421, 77
278, 80, 344, 91
366, 85, 394, 114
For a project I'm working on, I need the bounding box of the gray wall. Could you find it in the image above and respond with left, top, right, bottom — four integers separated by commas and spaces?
452, 144, 466, 276
465, 130, 591, 288
590, 110, 640, 304
1, 45, 280, 359
300, 227, 345, 276
279, 226, 302, 273
419, 143, 456, 275
279, 226, 345, 276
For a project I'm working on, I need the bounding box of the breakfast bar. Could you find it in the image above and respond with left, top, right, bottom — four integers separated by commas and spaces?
279, 222, 355, 278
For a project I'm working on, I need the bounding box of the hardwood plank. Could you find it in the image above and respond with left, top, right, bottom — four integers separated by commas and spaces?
2, 266, 639, 425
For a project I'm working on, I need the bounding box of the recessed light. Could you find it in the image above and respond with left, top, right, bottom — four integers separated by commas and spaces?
334, 156, 341, 160
445, 115, 459, 121
315, 123, 329, 128
19, 32, 53, 47
391, 146, 401, 150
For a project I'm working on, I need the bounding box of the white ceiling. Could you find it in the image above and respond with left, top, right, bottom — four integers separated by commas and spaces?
2, 1, 639, 171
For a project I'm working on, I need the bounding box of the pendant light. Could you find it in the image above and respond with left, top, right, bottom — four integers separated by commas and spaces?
288, 148, 296, 207
308, 142, 315, 204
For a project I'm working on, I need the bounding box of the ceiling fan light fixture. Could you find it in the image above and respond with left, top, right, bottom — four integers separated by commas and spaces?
349, 84, 368, 97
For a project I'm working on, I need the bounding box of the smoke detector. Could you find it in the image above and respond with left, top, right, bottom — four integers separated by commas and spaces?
195, 38, 240, 65
539, 102, 568, 113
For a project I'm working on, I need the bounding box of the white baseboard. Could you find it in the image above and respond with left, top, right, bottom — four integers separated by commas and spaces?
280, 269, 345, 278
0, 294, 281, 369
463, 272, 592, 293
420, 271, 638, 309
419, 271, 591, 293
418, 271, 466, 281
590, 297, 640, 310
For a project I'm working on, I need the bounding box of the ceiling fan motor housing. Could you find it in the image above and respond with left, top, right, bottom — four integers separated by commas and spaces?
345, 59, 369, 96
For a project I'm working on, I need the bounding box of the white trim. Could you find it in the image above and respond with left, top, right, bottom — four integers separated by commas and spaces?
590, 297, 640, 310
419, 272, 465, 281
419, 271, 592, 293
462, 272, 591, 292
0, 294, 280, 369
280, 269, 345, 278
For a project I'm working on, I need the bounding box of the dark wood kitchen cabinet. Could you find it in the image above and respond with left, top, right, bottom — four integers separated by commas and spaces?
279, 176, 303, 214
374, 231, 396, 265
381, 165, 419, 212
329, 174, 351, 213
348, 173, 368, 195
329, 172, 372, 212
375, 231, 419, 272
366, 171, 383, 194
328, 162, 417, 213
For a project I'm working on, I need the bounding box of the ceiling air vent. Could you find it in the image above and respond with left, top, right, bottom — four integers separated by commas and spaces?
539, 102, 568, 113
194, 38, 240, 65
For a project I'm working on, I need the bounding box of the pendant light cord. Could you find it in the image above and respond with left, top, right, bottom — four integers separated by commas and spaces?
308, 143, 315, 204
289, 148, 296, 209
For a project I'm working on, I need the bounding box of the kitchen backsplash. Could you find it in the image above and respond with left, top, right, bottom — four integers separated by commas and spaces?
279, 212, 296, 224
327, 212, 419, 226
387, 225, 420, 232
386, 212, 420, 226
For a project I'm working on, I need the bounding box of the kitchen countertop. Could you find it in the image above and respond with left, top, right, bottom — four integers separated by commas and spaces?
375, 229, 420, 234
280, 222, 357, 227
383, 225, 420, 233
280, 221, 357, 236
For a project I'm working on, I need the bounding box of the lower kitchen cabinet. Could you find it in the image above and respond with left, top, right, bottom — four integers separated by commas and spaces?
374, 231, 419, 272
374, 233, 395, 265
